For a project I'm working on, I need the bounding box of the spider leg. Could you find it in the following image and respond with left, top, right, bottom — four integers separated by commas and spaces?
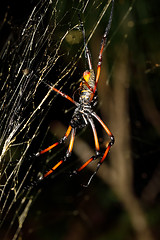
43, 160, 64, 178
78, 14, 92, 70
74, 155, 100, 174
43, 128, 76, 179
83, 133, 113, 188
25, 125, 73, 188
78, 140, 112, 188
36, 84, 78, 156
87, 117, 100, 153
36, 125, 72, 156
50, 86, 78, 106
91, 111, 114, 140
65, 128, 76, 158
87, 111, 114, 179
91, 111, 114, 162
91, 0, 114, 99
72, 112, 114, 186
35, 87, 77, 181
72, 117, 100, 174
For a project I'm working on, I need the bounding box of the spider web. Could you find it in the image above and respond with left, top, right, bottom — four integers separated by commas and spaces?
1, 0, 160, 239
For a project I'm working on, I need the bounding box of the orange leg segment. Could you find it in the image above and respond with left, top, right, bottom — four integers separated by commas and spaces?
67, 128, 76, 156
39, 142, 59, 155
51, 87, 77, 105
42, 127, 76, 180
43, 160, 63, 178
76, 157, 94, 172
91, 112, 112, 137
99, 144, 111, 164
88, 117, 100, 152
36, 125, 72, 156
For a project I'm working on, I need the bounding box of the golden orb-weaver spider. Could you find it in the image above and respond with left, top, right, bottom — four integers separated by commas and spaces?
36, 0, 115, 187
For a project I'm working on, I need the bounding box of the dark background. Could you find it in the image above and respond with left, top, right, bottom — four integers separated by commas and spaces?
0, 0, 160, 240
